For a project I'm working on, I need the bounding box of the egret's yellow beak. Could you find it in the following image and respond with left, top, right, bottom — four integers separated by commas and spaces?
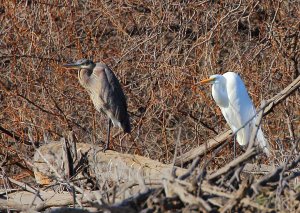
200, 77, 214, 84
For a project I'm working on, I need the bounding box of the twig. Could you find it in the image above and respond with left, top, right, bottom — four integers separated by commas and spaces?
0, 54, 61, 62
174, 130, 232, 166
247, 102, 264, 151
208, 148, 257, 182
111, 188, 155, 209
6, 177, 39, 196
220, 180, 249, 213
251, 153, 300, 194
0, 125, 33, 146
164, 179, 212, 212
178, 156, 200, 180
172, 127, 182, 173
240, 197, 275, 212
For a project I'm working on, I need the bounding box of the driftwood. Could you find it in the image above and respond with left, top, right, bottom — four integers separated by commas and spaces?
1, 142, 299, 212
0, 142, 187, 211
0, 142, 280, 212
0, 190, 92, 212
33, 142, 187, 186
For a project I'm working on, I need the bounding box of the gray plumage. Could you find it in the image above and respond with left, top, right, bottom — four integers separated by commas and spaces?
63, 59, 131, 149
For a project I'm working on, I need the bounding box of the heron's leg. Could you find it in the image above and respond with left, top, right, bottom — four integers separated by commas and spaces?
233, 136, 236, 159
104, 118, 112, 152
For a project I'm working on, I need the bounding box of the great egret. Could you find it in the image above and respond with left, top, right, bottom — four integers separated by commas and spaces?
63, 59, 131, 151
200, 72, 270, 156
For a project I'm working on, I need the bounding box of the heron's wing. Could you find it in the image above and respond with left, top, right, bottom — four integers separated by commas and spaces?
93, 64, 131, 133
103, 65, 127, 105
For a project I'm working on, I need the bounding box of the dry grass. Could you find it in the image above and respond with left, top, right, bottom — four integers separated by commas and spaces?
0, 0, 299, 211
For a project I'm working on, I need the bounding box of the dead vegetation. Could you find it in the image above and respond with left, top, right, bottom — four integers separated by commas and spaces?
0, 0, 299, 212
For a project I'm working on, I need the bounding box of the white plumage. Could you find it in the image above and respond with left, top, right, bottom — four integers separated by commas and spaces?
201, 72, 270, 156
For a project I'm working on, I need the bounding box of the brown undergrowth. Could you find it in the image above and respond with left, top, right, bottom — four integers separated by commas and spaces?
0, 0, 299, 212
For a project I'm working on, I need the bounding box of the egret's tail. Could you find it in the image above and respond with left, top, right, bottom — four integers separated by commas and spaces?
256, 128, 271, 156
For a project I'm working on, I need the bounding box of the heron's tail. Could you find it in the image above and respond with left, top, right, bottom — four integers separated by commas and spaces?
256, 128, 271, 156
121, 115, 131, 134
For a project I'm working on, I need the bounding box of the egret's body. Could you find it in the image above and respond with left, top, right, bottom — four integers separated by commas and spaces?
201, 72, 270, 156
63, 59, 131, 150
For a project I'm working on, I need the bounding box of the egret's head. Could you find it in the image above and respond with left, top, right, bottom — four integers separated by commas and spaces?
200, 74, 223, 85
63, 59, 96, 70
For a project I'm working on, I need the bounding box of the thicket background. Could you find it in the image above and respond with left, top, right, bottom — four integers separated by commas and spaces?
0, 0, 299, 178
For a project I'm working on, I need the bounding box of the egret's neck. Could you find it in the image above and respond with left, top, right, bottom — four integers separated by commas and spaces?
212, 82, 229, 108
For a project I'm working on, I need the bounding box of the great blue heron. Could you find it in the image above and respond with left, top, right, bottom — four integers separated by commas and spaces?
63, 59, 131, 150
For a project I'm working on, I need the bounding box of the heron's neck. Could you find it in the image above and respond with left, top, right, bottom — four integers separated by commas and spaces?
78, 69, 93, 89
212, 82, 229, 108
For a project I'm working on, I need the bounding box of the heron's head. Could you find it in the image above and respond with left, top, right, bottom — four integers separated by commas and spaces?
200, 74, 223, 85
63, 59, 96, 70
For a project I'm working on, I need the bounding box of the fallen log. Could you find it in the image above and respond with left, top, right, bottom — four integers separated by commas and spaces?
33, 142, 187, 186
0, 142, 188, 211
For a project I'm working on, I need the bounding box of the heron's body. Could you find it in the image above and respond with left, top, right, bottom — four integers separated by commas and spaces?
63, 59, 130, 150
78, 63, 130, 132
201, 72, 270, 156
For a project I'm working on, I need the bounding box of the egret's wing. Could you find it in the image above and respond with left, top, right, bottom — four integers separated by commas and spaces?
220, 107, 238, 133
220, 72, 270, 154
224, 72, 254, 145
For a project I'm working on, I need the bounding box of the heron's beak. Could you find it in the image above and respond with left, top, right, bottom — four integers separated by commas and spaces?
200, 77, 214, 84
62, 63, 82, 69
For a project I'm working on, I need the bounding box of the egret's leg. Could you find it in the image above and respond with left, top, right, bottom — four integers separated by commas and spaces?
104, 118, 112, 151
